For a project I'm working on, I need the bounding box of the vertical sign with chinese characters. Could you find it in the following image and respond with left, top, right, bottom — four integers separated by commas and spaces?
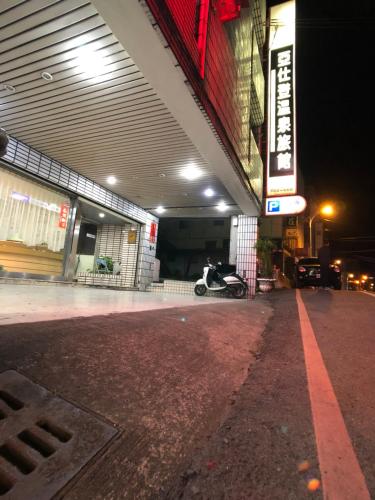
149, 222, 157, 244
58, 203, 69, 229
267, 1, 296, 197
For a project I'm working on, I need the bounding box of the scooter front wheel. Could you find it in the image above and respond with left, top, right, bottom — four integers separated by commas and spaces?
194, 284, 207, 296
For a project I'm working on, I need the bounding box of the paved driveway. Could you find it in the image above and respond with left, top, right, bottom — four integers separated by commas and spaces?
0, 283, 228, 325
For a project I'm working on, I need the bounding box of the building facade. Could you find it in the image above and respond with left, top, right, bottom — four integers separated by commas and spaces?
0, 0, 267, 296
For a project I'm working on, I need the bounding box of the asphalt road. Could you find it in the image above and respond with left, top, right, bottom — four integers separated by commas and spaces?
0, 299, 271, 499
175, 290, 375, 499
1, 289, 374, 499
301, 289, 375, 498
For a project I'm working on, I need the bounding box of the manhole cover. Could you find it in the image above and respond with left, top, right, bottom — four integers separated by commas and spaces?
0, 370, 117, 499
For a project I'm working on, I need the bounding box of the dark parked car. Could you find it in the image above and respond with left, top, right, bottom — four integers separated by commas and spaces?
294, 257, 342, 289
364, 277, 375, 292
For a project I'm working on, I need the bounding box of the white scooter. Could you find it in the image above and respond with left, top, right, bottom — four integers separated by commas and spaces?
194, 258, 248, 299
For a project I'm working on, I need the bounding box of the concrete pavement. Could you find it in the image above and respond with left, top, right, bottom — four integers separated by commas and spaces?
0, 284, 228, 325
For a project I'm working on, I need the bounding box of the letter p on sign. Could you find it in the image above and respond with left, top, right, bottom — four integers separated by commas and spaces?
268, 200, 280, 213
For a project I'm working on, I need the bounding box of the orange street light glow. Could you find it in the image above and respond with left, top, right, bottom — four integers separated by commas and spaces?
320, 204, 334, 216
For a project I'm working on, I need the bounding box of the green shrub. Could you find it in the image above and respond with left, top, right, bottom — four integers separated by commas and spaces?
255, 238, 275, 278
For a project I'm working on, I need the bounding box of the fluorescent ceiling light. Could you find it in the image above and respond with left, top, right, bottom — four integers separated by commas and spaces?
76, 46, 107, 78
204, 188, 215, 197
107, 175, 117, 185
99, 212, 105, 218
181, 164, 202, 181
156, 206, 165, 214
11, 191, 29, 202
216, 201, 228, 212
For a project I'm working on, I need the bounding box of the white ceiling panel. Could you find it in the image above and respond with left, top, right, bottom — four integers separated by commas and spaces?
0, 0, 239, 217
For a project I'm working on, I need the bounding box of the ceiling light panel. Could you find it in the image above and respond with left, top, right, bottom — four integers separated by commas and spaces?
0, 1, 237, 216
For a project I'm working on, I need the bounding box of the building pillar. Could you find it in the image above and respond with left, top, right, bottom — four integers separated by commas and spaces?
63, 198, 80, 281
229, 216, 238, 266
235, 215, 258, 297
136, 213, 159, 291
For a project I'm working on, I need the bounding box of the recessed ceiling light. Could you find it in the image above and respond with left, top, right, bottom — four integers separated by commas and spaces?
181, 164, 202, 181
156, 206, 165, 214
76, 46, 107, 78
159, 173, 166, 178
106, 175, 117, 185
99, 212, 105, 218
41, 71, 53, 81
216, 201, 228, 212
204, 188, 215, 197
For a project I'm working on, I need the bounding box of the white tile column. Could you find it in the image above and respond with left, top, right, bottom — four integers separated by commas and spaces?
229, 216, 238, 266
236, 215, 258, 298
137, 213, 159, 291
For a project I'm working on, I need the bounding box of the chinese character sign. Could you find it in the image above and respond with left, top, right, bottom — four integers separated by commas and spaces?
58, 203, 69, 229
149, 222, 157, 244
267, 1, 296, 197
268, 45, 295, 194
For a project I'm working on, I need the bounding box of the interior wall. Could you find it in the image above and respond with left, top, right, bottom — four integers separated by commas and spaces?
76, 223, 140, 288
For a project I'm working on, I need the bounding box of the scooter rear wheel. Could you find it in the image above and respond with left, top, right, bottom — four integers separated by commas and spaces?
194, 284, 207, 296
232, 285, 247, 299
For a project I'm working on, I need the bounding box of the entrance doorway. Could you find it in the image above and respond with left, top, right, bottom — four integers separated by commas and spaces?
156, 217, 232, 281
73, 199, 141, 289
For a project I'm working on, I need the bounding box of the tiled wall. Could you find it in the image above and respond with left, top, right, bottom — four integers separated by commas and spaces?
96, 225, 125, 265
236, 215, 258, 297
137, 214, 158, 290
147, 279, 227, 297
76, 220, 158, 290
147, 279, 195, 295
77, 223, 140, 288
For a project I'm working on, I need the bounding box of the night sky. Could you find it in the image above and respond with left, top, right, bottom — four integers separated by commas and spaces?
271, 0, 374, 239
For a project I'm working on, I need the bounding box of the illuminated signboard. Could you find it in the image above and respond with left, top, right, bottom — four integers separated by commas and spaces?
265, 195, 306, 216
267, 1, 296, 197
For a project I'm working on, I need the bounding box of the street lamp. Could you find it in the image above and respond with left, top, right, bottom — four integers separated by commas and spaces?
307, 203, 335, 257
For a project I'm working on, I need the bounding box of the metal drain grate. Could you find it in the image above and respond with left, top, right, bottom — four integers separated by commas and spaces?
0, 370, 117, 499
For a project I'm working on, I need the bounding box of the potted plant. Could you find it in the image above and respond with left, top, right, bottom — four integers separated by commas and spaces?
255, 237, 276, 292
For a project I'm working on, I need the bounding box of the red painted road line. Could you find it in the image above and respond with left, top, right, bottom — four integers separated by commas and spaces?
296, 290, 370, 500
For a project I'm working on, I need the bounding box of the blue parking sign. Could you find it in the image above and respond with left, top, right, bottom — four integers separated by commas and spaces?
267, 200, 280, 213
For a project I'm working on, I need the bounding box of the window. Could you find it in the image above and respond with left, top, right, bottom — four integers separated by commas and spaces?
194, 0, 202, 40
0, 168, 70, 276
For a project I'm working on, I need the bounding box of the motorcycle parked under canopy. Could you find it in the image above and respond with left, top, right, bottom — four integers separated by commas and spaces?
194, 259, 248, 299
